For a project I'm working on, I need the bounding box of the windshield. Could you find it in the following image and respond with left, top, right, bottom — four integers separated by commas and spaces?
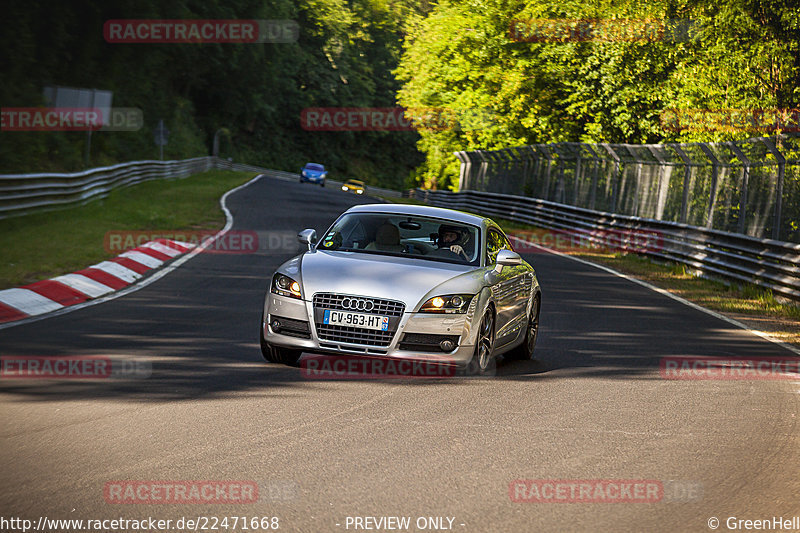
318, 213, 481, 266
304, 163, 324, 171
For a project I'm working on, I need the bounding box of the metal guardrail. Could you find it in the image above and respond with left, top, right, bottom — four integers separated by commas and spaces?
0, 158, 401, 220
454, 133, 800, 243
411, 188, 800, 301
0, 157, 216, 220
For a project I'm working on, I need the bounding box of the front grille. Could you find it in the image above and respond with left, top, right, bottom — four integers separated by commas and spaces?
315, 324, 395, 346
399, 333, 460, 352
313, 293, 405, 347
313, 293, 405, 317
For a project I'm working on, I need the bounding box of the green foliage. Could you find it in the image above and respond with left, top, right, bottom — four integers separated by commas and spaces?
0, 0, 429, 189
396, 0, 800, 188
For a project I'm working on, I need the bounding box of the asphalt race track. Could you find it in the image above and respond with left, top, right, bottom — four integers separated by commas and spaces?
1, 175, 798, 533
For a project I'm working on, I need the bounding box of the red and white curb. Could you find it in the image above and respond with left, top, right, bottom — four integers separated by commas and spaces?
0, 239, 195, 324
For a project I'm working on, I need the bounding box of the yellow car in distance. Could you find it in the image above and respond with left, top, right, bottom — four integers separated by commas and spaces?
341, 179, 366, 195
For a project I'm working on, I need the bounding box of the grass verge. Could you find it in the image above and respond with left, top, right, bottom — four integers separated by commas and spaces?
376, 194, 800, 347
0, 170, 257, 289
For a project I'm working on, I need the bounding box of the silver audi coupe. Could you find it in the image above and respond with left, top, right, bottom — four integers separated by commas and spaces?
260, 204, 541, 375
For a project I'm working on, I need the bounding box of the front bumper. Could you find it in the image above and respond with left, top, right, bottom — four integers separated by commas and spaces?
263, 293, 476, 366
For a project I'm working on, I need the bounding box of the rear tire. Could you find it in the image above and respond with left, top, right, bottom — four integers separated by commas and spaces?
260, 315, 302, 366
506, 294, 540, 361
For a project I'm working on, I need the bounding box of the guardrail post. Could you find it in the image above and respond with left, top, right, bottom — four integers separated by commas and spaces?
623, 145, 643, 217
509, 147, 524, 196
501, 148, 515, 194
728, 142, 751, 235
488, 151, 500, 192
466, 151, 480, 191
475, 150, 488, 190
774, 161, 785, 240
539, 145, 554, 200
763, 138, 786, 240
582, 145, 600, 210
697, 142, 720, 229
672, 145, 694, 224
551, 144, 567, 204
521, 146, 535, 196
646, 145, 668, 221
454, 151, 469, 192
600, 144, 620, 211
530, 146, 542, 197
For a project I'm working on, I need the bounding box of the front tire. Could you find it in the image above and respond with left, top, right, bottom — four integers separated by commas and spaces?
260, 316, 302, 366
465, 309, 496, 376
320, 181, 325, 187
506, 294, 540, 361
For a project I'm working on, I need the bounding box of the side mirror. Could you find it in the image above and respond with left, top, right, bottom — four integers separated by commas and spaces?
297, 229, 318, 250
494, 249, 522, 272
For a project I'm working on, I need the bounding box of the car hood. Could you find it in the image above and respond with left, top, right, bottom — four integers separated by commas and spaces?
296, 250, 480, 310
304, 169, 325, 176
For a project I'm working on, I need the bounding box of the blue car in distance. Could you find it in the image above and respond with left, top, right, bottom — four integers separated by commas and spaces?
300, 163, 327, 186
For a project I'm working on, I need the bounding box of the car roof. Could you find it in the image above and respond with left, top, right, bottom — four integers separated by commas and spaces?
344, 203, 491, 227
345, 179, 365, 184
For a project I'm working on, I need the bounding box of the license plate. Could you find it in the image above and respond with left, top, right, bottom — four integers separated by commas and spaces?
323, 309, 389, 331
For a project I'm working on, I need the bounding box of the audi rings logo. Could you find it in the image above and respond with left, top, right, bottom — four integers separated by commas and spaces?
341, 297, 375, 312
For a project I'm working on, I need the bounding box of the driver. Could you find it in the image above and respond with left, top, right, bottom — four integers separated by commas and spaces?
437, 224, 471, 260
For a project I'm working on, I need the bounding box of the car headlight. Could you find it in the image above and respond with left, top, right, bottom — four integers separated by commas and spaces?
271, 273, 302, 299
356, 189, 363, 194
419, 294, 474, 313
341, 185, 348, 191
302, 170, 307, 177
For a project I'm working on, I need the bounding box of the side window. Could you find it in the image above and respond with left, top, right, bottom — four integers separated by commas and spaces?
486, 230, 503, 264
486, 228, 513, 264
498, 231, 513, 252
